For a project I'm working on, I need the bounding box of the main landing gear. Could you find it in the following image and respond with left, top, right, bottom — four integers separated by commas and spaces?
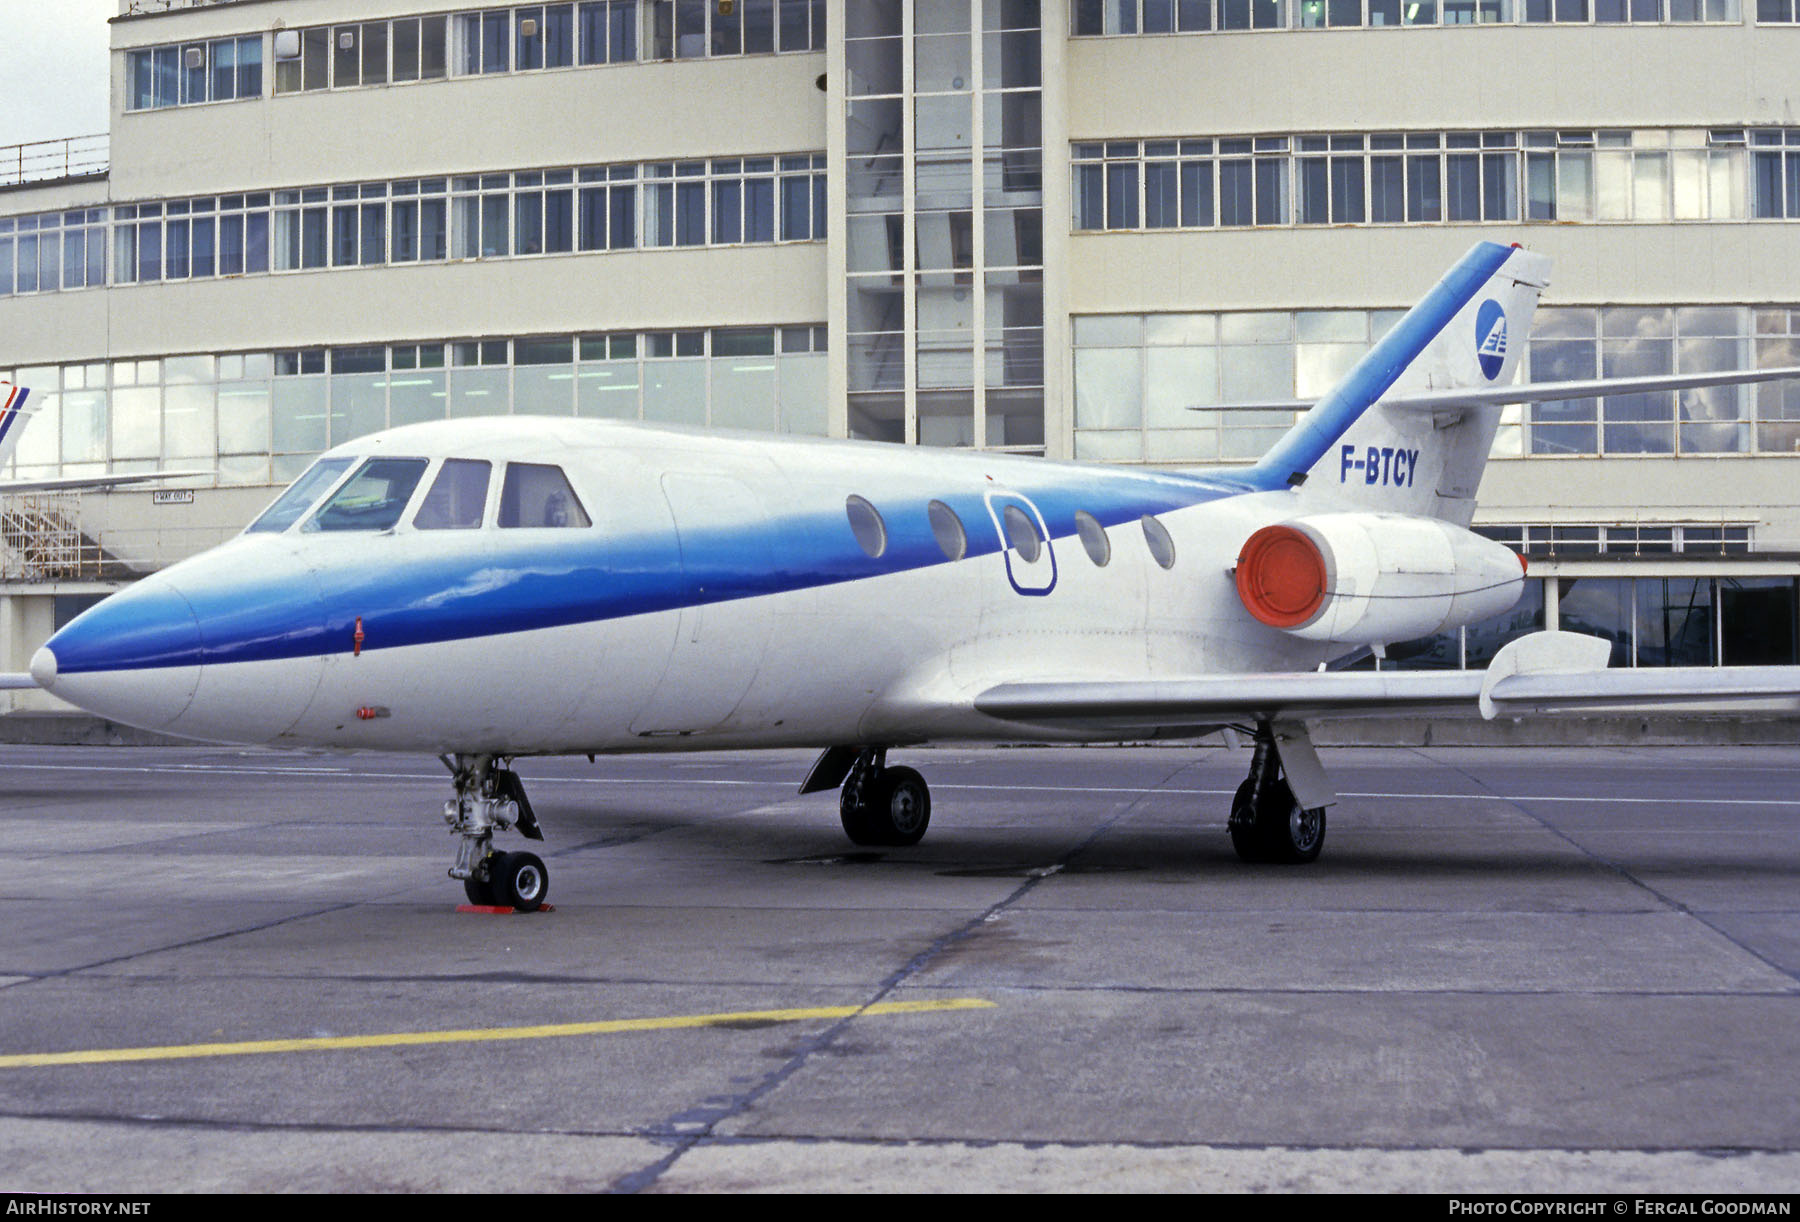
442, 754, 549, 911
800, 746, 931, 847
1228, 722, 1328, 864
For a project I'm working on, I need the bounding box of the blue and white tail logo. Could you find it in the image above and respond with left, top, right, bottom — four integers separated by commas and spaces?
1476, 300, 1508, 381
0, 382, 30, 451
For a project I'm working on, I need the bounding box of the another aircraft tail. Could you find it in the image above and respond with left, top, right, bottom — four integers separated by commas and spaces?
0, 382, 34, 471
1251, 242, 1551, 525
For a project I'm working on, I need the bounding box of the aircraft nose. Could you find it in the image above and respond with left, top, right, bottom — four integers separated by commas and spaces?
29, 645, 56, 689
40, 579, 204, 729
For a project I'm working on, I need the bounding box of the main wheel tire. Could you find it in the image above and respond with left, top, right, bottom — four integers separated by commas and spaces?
1228, 778, 1268, 863
840, 785, 884, 846
1229, 776, 1326, 864
490, 850, 549, 912
1267, 798, 1326, 865
869, 765, 931, 847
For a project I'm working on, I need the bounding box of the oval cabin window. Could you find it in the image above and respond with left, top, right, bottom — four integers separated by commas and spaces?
1141, 513, 1176, 570
1002, 504, 1043, 564
846, 495, 887, 558
1074, 510, 1110, 567
928, 500, 967, 560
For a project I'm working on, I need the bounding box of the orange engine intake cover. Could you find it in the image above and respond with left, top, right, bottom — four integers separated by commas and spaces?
1236, 524, 1328, 629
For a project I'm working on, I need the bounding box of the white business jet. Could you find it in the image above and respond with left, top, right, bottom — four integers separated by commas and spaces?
18, 242, 1800, 912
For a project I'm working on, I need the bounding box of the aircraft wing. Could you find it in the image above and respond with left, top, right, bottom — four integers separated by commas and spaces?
973, 632, 1800, 733
0, 470, 215, 494
1188, 364, 1800, 415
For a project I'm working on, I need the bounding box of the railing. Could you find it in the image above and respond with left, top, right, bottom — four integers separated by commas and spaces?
0, 135, 109, 190
0, 494, 108, 580
121, 0, 252, 14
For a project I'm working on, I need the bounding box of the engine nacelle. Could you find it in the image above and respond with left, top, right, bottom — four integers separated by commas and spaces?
1235, 512, 1525, 645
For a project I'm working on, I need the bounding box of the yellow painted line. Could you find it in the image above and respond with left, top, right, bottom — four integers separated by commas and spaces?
0, 998, 996, 1070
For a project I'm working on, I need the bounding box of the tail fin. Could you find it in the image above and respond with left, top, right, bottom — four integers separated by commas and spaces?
0, 382, 34, 470
1251, 242, 1551, 525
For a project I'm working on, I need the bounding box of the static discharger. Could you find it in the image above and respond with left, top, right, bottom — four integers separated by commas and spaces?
1236, 524, 1327, 629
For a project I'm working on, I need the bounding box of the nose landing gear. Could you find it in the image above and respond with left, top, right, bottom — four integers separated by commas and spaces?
442, 754, 549, 911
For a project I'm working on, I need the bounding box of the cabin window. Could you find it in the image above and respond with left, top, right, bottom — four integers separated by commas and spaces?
245, 455, 354, 532
305, 457, 430, 532
498, 462, 591, 527
1002, 504, 1043, 564
846, 495, 886, 558
1142, 513, 1177, 569
928, 500, 966, 560
413, 458, 491, 529
1075, 510, 1111, 566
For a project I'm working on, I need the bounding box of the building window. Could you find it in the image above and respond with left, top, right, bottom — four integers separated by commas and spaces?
76, 153, 822, 292
128, 35, 263, 109
1476, 523, 1754, 555
580, 1, 641, 62
1072, 305, 1800, 464
0, 327, 830, 488
1072, 0, 1737, 30
1074, 129, 1776, 231
650, 0, 823, 57
272, 1, 819, 96
0, 210, 108, 297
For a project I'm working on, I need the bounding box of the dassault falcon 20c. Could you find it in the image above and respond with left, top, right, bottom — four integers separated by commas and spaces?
17, 241, 1800, 911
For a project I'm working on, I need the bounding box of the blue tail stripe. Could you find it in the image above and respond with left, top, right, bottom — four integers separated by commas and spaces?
1248, 241, 1515, 489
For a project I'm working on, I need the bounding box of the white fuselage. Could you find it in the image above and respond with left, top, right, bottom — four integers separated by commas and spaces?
38, 417, 1344, 755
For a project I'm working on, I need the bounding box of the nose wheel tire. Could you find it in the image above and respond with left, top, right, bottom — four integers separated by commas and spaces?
489, 850, 549, 912
463, 870, 499, 906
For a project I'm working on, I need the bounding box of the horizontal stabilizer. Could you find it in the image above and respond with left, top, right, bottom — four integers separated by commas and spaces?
1189, 365, 1800, 415
1484, 666, 1800, 718
0, 674, 38, 690
1, 469, 216, 494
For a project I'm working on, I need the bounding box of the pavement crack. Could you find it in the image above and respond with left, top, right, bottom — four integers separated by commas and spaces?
608, 756, 1201, 1194
3, 903, 359, 986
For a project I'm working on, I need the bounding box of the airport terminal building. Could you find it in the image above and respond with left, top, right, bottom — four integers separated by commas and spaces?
4, 0, 1800, 708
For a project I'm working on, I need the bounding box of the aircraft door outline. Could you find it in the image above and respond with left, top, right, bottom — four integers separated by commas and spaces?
629, 470, 773, 735
982, 489, 1057, 597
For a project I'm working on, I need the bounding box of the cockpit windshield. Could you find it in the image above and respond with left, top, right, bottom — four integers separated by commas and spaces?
304, 458, 430, 533
244, 457, 355, 534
